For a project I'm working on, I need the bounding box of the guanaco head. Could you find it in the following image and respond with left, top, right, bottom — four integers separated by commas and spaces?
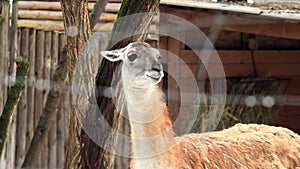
101, 42, 164, 89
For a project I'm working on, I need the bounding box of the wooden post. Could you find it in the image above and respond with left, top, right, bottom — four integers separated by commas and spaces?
26, 28, 36, 153
48, 31, 59, 169
44, 31, 52, 106
39, 31, 52, 169
34, 30, 45, 129
9, 1, 18, 86
0, 3, 2, 121
56, 33, 67, 169
15, 27, 29, 168
0, 2, 10, 167
5, 113, 17, 169
0, 1, 9, 117
1, 2, 9, 110
6, 3, 19, 164
167, 37, 184, 134
34, 30, 45, 168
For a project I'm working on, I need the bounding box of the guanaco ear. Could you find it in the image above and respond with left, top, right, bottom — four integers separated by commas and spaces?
101, 49, 123, 62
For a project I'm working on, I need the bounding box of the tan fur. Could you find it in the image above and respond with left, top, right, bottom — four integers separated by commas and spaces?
179, 123, 300, 168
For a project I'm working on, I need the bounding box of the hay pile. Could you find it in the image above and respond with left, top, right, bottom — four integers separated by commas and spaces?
190, 77, 289, 133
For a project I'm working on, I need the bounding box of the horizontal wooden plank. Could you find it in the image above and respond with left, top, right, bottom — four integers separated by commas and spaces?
18, 19, 110, 31
222, 64, 254, 77
180, 50, 300, 64
18, 0, 122, 2
100, 13, 118, 22
18, 19, 157, 33
98, 3, 121, 13
180, 50, 253, 64
279, 106, 300, 116
18, 19, 64, 31
254, 51, 300, 64
277, 114, 300, 131
256, 64, 300, 76
18, 10, 63, 20
285, 77, 300, 95
179, 64, 198, 79
88, 0, 122, 2
107, 0, 122, 2
268, 106, 300, 132
286, 87, 300, 95
93, 22, 114, 32
217, 50, 252, 64
179, 78, 203, 92
18, 10, 117, 22
93, 22, 157, 33
180, 63, 254, 78
18, 1, 121, 13
178, 50, 300, 77
222, 23, 300, 40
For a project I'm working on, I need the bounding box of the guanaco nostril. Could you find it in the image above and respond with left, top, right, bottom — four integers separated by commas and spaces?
152, 67, 161, 72
152, 63, 162, 72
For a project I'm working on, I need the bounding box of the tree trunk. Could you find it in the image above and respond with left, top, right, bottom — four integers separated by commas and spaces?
89, 0, 160, 168
60, 1, 91, 169
0, 57, 29, 157
90, 0, 108, 29
59, 0, 159, 168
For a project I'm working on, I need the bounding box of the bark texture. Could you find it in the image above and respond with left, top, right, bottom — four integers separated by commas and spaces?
60, 1, 91, 169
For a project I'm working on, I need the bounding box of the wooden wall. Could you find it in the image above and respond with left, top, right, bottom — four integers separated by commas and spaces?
159, 5, 300, 134
17, 0, 157, 34
18, 0, 121, 31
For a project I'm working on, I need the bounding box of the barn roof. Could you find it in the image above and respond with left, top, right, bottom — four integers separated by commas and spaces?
160, 0, 300, 21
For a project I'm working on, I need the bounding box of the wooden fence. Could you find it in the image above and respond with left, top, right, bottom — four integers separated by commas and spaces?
0, 21, 112, 169
18, 0, 122, 32
0, 25, 70, 168
0, 25, 110, 169
1, 2, 73, 167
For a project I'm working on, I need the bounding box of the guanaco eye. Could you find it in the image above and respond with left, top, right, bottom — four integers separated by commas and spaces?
157, 55, 162, 59
127, 52, 138, 62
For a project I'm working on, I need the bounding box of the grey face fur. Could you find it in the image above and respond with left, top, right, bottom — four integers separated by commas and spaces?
101, 42, 164, 88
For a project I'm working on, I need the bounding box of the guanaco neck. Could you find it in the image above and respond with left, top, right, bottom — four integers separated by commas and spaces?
125, 85, 179, 159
